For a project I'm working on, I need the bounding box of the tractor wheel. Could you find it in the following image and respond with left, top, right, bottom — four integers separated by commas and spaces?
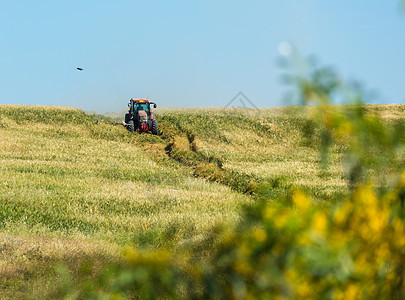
125, 113, 130, 124
127, 120, 135, 132
152, 120, 159, 135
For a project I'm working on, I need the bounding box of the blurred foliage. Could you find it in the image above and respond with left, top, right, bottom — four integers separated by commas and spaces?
52, 57, 405, 299
282, 57, 405, 192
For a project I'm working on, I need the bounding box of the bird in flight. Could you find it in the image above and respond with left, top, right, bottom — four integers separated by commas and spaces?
76, 67, 84, 71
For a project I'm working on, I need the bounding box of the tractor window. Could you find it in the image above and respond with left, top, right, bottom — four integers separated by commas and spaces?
136, 103, 149, 114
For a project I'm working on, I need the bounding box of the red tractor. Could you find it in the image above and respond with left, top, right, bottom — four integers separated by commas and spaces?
125, 98, 159, 135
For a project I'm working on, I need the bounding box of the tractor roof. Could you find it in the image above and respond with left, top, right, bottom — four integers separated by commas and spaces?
131, 98, 150, 103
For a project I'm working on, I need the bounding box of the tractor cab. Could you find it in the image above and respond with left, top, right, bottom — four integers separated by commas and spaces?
129, 99, 156, 116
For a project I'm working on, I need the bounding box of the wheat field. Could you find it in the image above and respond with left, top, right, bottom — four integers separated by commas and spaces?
0, 104, 403, 298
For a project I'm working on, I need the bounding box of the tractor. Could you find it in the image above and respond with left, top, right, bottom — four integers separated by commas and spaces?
125, 98, 159, 135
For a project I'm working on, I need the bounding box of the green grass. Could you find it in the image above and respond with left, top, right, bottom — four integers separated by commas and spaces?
0, 104, 403, 298
154, 107, 346, 204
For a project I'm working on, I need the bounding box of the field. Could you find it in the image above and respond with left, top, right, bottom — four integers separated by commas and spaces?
0, 104, 404, 298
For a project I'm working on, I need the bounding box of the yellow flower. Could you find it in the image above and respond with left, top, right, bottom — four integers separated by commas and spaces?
328, 231, 349, 248
252, 227, 267, 243
286, 269, 298, 281
368, 207, 388, 234
262, 205, 273, 220
333, 204, 350, 226
296, 281, 311, 298
345, 284, 359, 300
275, 211, 290, 229
375, 244, 389, 263
354, 185, 377, 206
298, 232, 312, 246
293, 190, 311, 211
312, 212, 327, 235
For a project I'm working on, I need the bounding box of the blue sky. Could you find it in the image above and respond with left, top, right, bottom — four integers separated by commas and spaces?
1, 1, 404, 113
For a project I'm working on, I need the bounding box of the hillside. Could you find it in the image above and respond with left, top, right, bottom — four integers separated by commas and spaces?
0, 105, 248, 298
0, 104, 404, 298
